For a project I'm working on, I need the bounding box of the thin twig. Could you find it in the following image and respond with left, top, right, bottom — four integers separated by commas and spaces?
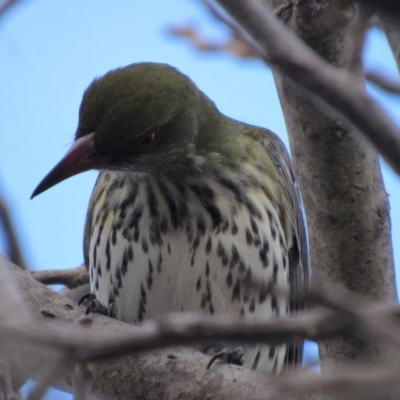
276, 365, 400, 396
366, 69, 400, 95
203, 0, 262, 57
31, 265, 88, 289
356, 0, 400, 18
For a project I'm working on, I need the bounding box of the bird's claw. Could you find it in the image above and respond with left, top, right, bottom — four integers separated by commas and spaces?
78, 293, 117, 318
205, 343, 245, 369
78, 292, 96, 306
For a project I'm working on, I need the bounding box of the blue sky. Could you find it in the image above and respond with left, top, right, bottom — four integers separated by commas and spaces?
1, 1, 399, 399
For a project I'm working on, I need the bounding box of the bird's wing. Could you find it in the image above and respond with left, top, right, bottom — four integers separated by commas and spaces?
253, 129, 309, 369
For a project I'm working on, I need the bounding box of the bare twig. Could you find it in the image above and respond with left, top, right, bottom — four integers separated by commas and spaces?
168, 25, 258, 58
308, 286, 400, 348
276, 365, 400, 398
203, 0, 261, 57
366, 69, 400, 95
168, 0, 261, 59
31, 265, 88, 289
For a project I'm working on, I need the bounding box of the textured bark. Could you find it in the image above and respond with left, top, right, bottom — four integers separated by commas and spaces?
216, 0, 397, 376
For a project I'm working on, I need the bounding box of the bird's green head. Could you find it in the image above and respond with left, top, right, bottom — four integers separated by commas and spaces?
77, 63, 204, 164
31, 63, 223, 198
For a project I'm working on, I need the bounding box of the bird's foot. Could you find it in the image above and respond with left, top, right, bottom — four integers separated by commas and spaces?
78, 293, 117, 318
204, 343, 245, 369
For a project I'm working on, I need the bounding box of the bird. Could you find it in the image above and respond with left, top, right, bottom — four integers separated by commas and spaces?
31, 62, 308, 374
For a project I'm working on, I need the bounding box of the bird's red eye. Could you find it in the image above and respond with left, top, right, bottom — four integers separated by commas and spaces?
138, 132, 157, 148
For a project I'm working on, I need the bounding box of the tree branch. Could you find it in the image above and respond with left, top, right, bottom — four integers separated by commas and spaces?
366, 69, 400, 95
31, 265, 88, 289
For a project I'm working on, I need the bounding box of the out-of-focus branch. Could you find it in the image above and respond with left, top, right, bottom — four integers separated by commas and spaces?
354, 0, 400, 19
0, 196, 28, 270
0, 0, 21, 19
31, 265, 88, 289
366, 69, 400, 95
277, 366, 400, 399
168, 25, 259, 58
168, 0, 261, 59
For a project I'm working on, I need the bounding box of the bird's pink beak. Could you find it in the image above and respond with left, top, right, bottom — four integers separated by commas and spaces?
31, 133, 106, 199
